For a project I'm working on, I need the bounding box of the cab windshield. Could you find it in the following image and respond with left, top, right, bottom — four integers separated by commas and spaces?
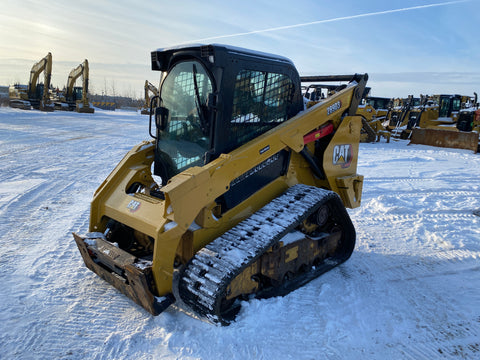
439, 96, 452, 118
157, 60, 213, 175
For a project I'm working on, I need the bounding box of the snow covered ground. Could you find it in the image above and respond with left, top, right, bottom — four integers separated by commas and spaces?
0, 107, 479, 360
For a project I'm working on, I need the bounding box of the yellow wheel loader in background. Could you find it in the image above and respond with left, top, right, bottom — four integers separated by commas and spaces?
73, 44, 367, 325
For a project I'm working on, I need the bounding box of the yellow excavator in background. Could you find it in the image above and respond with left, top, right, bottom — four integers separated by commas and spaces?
73, 44, 367, 325
9, 52, 53, 111
141, 80, 159, 114
63, 59, 94, 113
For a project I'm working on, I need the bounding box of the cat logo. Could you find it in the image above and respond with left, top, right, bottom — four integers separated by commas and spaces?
333, 144, 353, 168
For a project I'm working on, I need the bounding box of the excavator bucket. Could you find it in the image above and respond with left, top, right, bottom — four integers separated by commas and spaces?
410, 128, 478, 153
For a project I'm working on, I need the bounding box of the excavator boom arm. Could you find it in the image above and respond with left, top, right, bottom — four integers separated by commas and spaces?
28, 52, 52, 102
143, 80, 159, 108
66, 59, 90, 105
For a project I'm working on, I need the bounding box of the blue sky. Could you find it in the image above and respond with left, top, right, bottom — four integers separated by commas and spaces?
1, 0, 479, 98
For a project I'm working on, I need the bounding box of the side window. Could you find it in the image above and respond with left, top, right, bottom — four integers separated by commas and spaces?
232, 70, 264, 123
452, 98, 461, 112
230, 70, 294, 148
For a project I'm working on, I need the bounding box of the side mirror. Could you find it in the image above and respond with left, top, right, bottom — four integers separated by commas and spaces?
207, 92, 220, 110
155, 106, 169, 131
148, 95, 160, 139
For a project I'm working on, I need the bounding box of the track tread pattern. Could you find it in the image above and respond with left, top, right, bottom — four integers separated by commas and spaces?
177, 184, 336, 324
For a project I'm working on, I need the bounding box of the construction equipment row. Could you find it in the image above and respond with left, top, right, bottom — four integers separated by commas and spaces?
10, 52, 477, 155
302, 83, 479, 152
385, 93, 479, 152
8, 52, 94, 113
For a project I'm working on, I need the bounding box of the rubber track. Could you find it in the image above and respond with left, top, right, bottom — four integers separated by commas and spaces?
177, 184, 337, 325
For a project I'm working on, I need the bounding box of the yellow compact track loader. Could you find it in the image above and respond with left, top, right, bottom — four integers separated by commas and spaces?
74, 44, 367, 325
365, 96, 391, 122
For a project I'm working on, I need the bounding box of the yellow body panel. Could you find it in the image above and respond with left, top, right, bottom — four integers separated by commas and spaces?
356, 104, 376, 121
416, 106, 457, 129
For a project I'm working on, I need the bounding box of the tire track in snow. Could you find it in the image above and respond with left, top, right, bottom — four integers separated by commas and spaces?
365, 175, 480, 183
383, 249, 480, 282
21, 141, 152, 359
339, 248, 480, 359
363, 188, 479, 198
0, 112, 150, 359
355, 211, 478, 224
0, 135, 95, 158
349, 166, 480, 360
0, 178, 117, 358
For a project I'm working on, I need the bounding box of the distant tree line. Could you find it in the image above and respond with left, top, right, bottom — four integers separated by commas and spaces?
0, 84, 146, 109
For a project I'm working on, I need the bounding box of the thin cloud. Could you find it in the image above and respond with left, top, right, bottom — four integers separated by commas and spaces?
185, 0, 469, 43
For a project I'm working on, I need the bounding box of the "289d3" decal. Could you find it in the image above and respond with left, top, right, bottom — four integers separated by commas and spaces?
327, 100, 342, 115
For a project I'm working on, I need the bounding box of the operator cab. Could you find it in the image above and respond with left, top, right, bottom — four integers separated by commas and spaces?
366, 96, 391, 110
149, 44, 304, 186
438, 94, 462, 118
